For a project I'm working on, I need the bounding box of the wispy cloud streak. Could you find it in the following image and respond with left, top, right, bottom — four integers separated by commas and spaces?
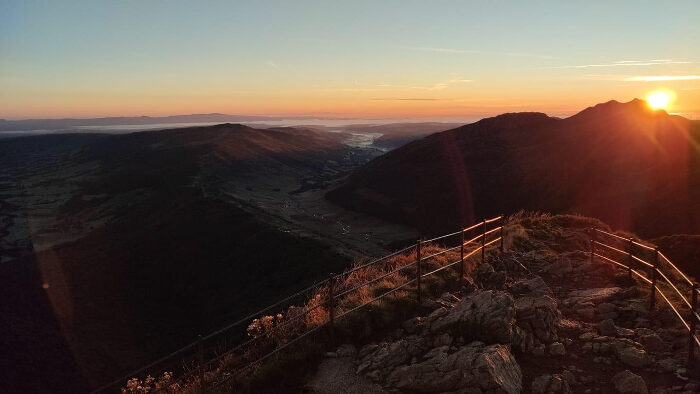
371, 98, 452, 101
404, 46, 554, 59
315, 78, 472, 93
624, 75, 700, 82
548, 59, 691, 69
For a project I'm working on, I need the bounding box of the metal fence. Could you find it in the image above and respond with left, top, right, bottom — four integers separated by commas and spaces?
590, 228, 699, 364
93, 219, 700, 393
93, 215, 505, 393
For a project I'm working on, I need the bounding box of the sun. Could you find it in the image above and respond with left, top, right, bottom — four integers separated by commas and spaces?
647, 91, 671, 110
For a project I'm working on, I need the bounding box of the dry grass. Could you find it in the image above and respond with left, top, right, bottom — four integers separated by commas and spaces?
123, 211, 697, 394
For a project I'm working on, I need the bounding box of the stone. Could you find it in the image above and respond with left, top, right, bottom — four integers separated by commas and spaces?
335, 344, 357, 358
577, 306, 595, 320
429, 289, 516, 344
597, 319, 617, 337
613, 370, 648, 394
617, 327, 635, 338
532, 374, 571, 394
510, 276, 553, 297
401, 317, 422, 335
657, 358, 679, 373
549, 342, 566, 356
616, 345, 650, 368
597, 302, 617, 314
532, 342, 546, 356
515, 294, 560, 343
356, 335, 428, 379
461, 276, 478, 294
432, 332, 453, 347
562, 369, 577, 386
567, 287, 622, 305
385, 342, 522, 394
639, 334, 668, 353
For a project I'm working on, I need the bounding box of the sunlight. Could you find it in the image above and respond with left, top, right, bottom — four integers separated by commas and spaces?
647, 91, 673, 110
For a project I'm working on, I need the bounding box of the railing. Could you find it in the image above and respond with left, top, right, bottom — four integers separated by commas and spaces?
95, 220, 700, 393
590, 228, 699, 364
93, 215, 505, 393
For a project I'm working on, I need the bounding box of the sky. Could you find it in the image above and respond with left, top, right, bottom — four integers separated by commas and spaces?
1, 0, 699, 120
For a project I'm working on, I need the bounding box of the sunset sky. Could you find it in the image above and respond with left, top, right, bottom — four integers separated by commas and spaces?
1, 1, 699, 120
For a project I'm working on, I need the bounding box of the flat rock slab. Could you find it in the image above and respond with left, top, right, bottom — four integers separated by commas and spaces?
306, 357, 388, 394
567, 287, 621, 305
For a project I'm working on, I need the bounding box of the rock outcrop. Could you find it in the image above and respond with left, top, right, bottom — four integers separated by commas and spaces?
307, 216, 700, 394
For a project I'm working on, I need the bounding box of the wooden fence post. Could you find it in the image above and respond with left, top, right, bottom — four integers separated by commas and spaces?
460, 228, 465, 279
499, 216, 504, 253
590, 229, 595, 264
650, 248, 658, 310
689, 283, 698, 367
328, 274, 335, 344
627, 237, 634, 279
416, 239, 422, 305
481, 220, 486, 264
197, 334, 204, 392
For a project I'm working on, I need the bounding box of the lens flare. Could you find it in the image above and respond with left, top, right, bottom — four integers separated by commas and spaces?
647, 91, 671, 110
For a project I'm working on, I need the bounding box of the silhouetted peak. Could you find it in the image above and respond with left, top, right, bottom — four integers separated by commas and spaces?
570, 98, 666, 121
450, 112, 556, 134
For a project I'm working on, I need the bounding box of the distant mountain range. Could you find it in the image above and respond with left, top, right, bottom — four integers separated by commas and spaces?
327, 99, 700, 238
0, 113, 291, 131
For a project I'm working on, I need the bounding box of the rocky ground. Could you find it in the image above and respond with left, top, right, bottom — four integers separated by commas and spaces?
305, 218, 700, 394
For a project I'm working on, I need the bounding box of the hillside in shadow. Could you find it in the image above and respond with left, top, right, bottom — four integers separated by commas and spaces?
327, 99, 700, 238
1, 124, 386, 392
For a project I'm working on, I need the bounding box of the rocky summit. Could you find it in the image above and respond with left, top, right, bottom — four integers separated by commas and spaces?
305, 215, 700, 394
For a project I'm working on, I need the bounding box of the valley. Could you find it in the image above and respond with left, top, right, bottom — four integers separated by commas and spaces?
0, 122, 442, 392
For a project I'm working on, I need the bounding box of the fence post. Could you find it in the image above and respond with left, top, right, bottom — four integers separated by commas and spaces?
499, 216, 504, 253
590, 229, 595, 264
460, 228, 465, 279
197, 334, 204, 392
627, 237, 634, 279
689, 283, 698, 367
416, 239, 422, 305
328, 274, 335, 344
481, 220, 486, 264
650, 248, 658, 310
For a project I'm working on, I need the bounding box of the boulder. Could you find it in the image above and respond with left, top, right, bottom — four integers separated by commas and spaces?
639, 334, 668, 353
356, 335, 428, 380
515, 294, 560, 343
385, 342, 522, 394
567, 287, 622, 305
597, 319, 618, 337
549, 342, 566, 356
510, 276, 553, 297
581, 335, 650, 368
531, 374, 571, 394
429, 290, 516, 344
336, 344, 357, 358
612, 370, 648, 394
616, 345, 651, 368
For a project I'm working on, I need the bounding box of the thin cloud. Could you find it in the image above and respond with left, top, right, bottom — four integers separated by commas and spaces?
407, 46, 478, 54
624, 75, 700, 82
404, 46, 554, 59
314, 78, 471, 93
371, 98, 452, 101
548, 59, 691, 69
378, 78, 472, 91
264, 61, 279, 68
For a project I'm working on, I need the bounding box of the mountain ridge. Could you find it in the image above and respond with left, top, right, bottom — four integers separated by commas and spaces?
326, 99, 700, 238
